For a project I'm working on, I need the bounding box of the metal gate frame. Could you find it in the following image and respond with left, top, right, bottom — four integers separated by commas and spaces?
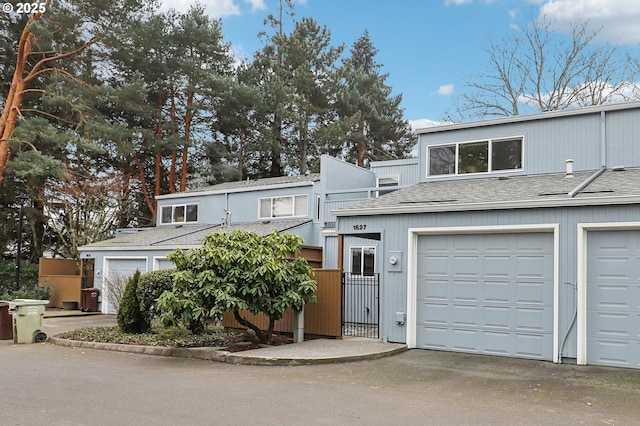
341, 272, 380, 338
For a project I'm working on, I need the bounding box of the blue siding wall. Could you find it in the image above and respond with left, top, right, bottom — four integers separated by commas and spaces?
337, 204, 640, 360
418, 104, 640, 180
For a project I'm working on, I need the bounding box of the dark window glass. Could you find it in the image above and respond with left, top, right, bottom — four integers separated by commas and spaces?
351, 248, 362, 275
459, 141, 488, 174
429, 145, 456, 175
186, 204, 198, 222
161, 206, 172, 224
173, 205, 185, 222
492, 139, 522, 171
363, 248, 376, 276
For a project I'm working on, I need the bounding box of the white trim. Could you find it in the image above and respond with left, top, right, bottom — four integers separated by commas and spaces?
415, 101, 640, 135
152, 256, 174, 271
102, 256, 149, 314
575, 221, 640, 365
406, 224, 560, 363
333, 195, 640, 216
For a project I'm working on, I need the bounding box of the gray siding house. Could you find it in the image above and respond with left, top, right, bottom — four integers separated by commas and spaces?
334, 102, 640, 369
78, 155, 400, 314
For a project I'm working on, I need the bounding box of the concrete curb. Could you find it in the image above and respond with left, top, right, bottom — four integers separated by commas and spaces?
47, 336, 408, 366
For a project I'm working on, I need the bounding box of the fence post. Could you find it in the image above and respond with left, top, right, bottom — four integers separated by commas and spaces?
293, 306, 304, 343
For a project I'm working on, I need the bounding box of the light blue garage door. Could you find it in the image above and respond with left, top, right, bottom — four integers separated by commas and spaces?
416, 233, 554, 360
104, 258, 148, 314
587, 231, 640, 368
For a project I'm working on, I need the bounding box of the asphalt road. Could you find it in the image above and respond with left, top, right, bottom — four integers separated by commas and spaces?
3, 334, 640, 425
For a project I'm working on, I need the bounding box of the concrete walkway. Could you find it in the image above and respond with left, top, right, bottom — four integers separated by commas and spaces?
39, 311, 407, 366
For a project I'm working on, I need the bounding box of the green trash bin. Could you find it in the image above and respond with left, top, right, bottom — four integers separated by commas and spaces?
9, 299, 49, 344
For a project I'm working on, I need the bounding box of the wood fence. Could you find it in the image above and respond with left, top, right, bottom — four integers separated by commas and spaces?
222, 269, 342, 338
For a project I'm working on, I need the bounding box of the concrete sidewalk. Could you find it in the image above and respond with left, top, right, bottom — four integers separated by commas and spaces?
40, 311, 407, 365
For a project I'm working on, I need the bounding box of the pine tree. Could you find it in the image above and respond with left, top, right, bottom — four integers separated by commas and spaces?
336, 31, 415, 167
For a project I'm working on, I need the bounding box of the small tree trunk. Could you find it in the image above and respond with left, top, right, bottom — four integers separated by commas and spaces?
233, 311, 268, 344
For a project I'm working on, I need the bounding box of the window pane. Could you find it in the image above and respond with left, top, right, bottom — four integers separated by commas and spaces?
185, 204, 198, 222
363, 248, 375, 276
378, 177, 398, 187
492, 139, 522, 171
294, 195, 308, 216
259, 199, 271, 218
351, 248, 362, 275
161, 206, 172, 224
173, 205, 185, 222
459, 141, 488, 174
272, 196, 293, 217
429, 145, 456, 175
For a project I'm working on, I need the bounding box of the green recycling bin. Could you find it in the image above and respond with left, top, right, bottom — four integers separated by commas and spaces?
9, 299, 49, 344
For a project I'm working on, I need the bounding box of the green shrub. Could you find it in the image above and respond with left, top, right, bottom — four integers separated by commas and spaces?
116, 270, 150, 334
0, 259, 41, 300
137, 269, 176, 321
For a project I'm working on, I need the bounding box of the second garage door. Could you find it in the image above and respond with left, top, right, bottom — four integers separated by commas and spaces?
416, 232, 554, 360
587, 230, 640, 368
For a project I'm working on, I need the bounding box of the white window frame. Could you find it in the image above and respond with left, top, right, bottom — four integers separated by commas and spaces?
426, 136, 524, 178
349, 246, 376, 276
258, 194, 308, 219
160, 203, 199, 224
376, 175, 400, 197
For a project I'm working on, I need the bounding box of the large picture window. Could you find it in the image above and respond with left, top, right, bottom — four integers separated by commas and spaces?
259, 195, 308, 219
160, 203, 198, 224
350, 246, 376, 276
428, 137, 523, 176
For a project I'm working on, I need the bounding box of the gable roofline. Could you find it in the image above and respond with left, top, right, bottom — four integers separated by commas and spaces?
333, 195, 640, 217
415, 101, 640, 135
156, 174, 320, 200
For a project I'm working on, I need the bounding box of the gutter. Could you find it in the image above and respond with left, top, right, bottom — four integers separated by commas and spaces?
332, 194, 640, 217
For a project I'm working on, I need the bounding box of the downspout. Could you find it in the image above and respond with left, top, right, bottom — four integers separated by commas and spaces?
567, 111, 607, 198
559, 281, 577, 364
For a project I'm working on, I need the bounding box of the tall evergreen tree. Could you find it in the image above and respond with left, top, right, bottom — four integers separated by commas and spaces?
336, 31, 415, 167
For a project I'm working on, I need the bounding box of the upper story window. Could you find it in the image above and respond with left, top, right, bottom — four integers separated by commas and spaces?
376, 176, 399, 197
428, 137, 523, 177
259, 194, 308, 219
160, 203, 198, 224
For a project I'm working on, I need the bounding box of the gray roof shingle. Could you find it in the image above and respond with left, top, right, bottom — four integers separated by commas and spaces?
79, 219, 313, 250
334, 168, 640, 215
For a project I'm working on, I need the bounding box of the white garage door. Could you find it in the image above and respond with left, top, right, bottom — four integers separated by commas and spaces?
416, 233, 554, 360
103, 258, 148, 314
587, 230, 640, 368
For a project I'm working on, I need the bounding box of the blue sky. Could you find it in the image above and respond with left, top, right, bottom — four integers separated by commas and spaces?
163, 0, 640, 128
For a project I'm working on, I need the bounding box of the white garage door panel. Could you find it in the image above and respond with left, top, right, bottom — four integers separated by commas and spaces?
104, 258, 147, 314
416, 233, 554, 360
587, 230, 640, 368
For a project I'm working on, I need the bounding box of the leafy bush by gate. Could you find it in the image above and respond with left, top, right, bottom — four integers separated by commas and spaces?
158, 230, 317, 343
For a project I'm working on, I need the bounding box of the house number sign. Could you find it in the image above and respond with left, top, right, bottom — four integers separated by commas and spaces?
353, 224, 367, 230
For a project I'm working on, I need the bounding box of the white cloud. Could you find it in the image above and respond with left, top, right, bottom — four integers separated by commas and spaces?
159, 0, 241, 17
444, 0, 472, 5
436, 84, 455, 96
409, 119, 444, 132
244, 0, 266, 12
538, 0, 640, 44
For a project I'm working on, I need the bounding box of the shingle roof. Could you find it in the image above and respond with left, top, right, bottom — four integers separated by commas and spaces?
79, 219, 313, 250
176, 174, 321, 196
334, 168, 640, 216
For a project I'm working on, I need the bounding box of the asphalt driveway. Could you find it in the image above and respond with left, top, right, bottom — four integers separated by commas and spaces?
3, 332, 640, 425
